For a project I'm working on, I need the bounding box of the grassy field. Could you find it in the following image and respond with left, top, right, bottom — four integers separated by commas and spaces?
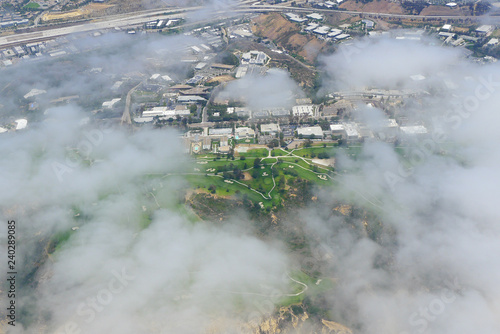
236, 138, 256, 144
279, 270, 336, 308
187, 152, 335, 209
291, 146, 333, 158
24, 2, 40, 9
184, 174, 267, 203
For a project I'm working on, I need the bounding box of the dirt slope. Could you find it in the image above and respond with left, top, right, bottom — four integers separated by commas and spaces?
252, 13, 327, 63
339, 0, 404, 14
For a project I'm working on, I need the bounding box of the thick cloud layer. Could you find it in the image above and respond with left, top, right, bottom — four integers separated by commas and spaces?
219, 68, 300, 110
320, 37, 463, 91
306, 37, 500, 334
0, 106, 289, 333
0, 27, 292, 332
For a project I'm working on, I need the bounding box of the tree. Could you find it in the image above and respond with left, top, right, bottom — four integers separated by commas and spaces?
304, 139, 313, 148
253, 158, 261, 169
189, 104, 197, 114
278, 176, 285, 188
268, 139, 279, 149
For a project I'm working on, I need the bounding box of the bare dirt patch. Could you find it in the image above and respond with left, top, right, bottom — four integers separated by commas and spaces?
339, 0, 404, 15
207, 75, 235, 83
419, 5, 465, 16
243, 172, 253, 181
252, 13, 326, 63
42, 3, 113, 22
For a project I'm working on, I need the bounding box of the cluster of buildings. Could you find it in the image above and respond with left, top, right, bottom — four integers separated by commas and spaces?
284, 12, 354, 42
0, 118, 28, 134
0, 9, 29, 29
438, 23, 498, 52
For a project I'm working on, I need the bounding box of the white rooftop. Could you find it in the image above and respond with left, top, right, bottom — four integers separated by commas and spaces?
313, 26, 330, 35
24, 88, 46, 99
335, 34, 350, 40
400, 125, 428, 135
307, 13, 324, 20
297, 126, 323, 137
330, 124, 345, 131
209, 128, 232, 135
261, 123, 280, 133
292, 105, 315, 116
15, 119, 27, 130
102, 98, 121, 109
328, 29, 343, 37
343, 123, 359, 138
476, 25, 494, 33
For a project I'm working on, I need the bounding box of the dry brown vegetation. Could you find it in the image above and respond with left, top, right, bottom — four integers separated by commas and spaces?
251, 13, 327, 63
339, 0, 404, 15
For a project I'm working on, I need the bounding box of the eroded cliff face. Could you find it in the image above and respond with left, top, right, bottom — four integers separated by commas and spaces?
251, 13, 327, 64
246, 305, 353, 334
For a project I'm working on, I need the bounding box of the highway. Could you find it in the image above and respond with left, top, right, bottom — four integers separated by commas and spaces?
237, 3, 500, 22
1, 1, 499, 49
0, 7, 199, 48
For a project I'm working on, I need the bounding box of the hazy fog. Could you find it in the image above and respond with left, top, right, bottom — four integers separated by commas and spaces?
305, 36, 500, 334
1, 8, 500, 334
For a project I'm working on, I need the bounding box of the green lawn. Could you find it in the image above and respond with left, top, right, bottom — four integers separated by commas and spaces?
277, 162, 330, 183
271, 148, 290, 156
291, 146, 333, 158
24, 2, 40, 9
184, 174, 267, 203
236, 138, 256, 144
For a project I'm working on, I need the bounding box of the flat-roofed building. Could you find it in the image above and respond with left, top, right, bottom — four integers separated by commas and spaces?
297, 126, 323, 138
313, 26, 330, 35
235, 127, 255, 139
177, 95, 207, 104
343, 123, 360, 141
261, 123, 280, 134
292, 105, 316, 117
241, 51, 269, 65
285, 13, 307, 23
307, 13, 323, 21
102, 98, 121, 109
330, 124, 345, 136
476, 25, 494, 36
209, 128, 232, 136
400, 125, 428, 135
327, 29, 343, 38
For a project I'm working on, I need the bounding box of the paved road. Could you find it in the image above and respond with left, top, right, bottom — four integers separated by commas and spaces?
2, 1, 497, 49
238, 3, 500, 22
122, 82, 142, 125
0, 7, 196, 48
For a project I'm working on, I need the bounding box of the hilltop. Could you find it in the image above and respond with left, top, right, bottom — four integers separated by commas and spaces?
252, 13, 328, 64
